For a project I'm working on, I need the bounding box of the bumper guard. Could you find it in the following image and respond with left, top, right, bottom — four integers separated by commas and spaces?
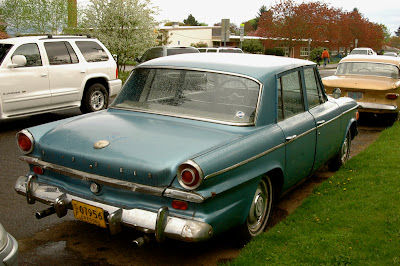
15, 175, 213, 242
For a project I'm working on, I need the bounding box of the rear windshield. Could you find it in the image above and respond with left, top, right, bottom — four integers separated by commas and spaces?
111, 68, 261, 125
350, 50, 368, 55
336, 62, 400, 79
166, 48, 199, 56
0, 44, 13, 65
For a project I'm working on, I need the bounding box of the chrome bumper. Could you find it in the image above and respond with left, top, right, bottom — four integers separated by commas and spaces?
15, 175, 213, 242
357, 102, 398, 112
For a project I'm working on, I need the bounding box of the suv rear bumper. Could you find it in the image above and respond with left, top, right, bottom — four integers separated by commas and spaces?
15, 175, 213, 242
357, 102, 398, 113
108, 79, 122, 97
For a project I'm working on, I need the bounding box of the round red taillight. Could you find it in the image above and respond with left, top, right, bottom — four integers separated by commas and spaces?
16, 130, 34, 154
177, 161, 204, 190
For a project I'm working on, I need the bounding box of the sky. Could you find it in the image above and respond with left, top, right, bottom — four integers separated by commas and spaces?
78, 0, 400, 36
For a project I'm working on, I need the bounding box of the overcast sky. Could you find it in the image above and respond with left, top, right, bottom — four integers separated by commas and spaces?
79, 0, 400, 36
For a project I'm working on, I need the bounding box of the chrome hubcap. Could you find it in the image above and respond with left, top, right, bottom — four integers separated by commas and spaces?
91, 91, 105, 110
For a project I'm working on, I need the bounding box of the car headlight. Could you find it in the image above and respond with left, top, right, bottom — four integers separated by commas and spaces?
0, 223, 8, 251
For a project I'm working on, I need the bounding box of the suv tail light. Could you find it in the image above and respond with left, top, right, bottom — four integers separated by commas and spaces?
177, 160, 204, 190
116, 68, 119, 79
16, 129, 34, 154
385, 93, 399, 100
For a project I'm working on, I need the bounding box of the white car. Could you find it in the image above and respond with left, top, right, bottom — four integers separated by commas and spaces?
349, 47, 377, 56
198, 47, 243, 53
0, 222, 18, 266
0, 35, 122, 119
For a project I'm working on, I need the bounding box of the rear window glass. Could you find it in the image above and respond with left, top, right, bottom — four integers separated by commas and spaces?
111, 68, 261, 125
336, 62, 400, 79
76, 41, 109, 62
0, 44, 13, 65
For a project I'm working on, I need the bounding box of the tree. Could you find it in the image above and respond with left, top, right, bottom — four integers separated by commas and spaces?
395, 26, 400, 37
0, 0, 30, 35
253, 5, 268, 30
183, 14, 200, 26
82, 0, 159, 71
242, 39, 264, 53
1, 0, 68, 34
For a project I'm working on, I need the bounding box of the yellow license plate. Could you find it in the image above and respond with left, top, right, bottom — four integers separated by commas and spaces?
72, 200, 107, 228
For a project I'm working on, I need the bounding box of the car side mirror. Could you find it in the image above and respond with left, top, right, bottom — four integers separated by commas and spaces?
332, 88, 342, 99
7, 55, 27, 68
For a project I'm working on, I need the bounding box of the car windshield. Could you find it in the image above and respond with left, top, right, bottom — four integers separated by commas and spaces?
166, 48, 198, 56
0, 44, 13, 65
111, 68, 261, 125
336, 62, 400, 79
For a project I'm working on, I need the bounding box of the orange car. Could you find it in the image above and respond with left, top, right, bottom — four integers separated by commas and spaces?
323, 55, 400, 124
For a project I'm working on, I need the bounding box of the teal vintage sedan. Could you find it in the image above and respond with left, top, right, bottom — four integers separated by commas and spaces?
15, 53, 358, 243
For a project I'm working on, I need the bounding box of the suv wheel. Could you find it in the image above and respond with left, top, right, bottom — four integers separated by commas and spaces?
81, 83, 109, 113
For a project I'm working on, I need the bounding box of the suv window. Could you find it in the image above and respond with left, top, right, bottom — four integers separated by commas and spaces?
44, 41, 79, 65
76, 41, 109, 62
0, 44, 13, 65
12, 43, 42, 67
141, 47, 163, 62
166, 48, 198, 56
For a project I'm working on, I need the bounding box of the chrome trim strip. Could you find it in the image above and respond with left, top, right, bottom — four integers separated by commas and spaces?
110, 66, 263, 127
204, 105, 358, 179
19, 156, 205, 203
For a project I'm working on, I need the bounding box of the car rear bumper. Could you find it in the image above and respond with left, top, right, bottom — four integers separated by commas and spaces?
108, 79, 122, 97
357, 102, 398, 113
15, 175, 213, 242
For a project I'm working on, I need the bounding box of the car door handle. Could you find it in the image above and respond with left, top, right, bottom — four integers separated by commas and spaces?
286, 135, 297, 141
41, 73, 48, 77
81, 70, 86, 73
317, 120, 326, 126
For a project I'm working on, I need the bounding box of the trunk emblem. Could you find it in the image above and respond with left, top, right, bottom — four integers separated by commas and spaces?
93, 140, 110, 149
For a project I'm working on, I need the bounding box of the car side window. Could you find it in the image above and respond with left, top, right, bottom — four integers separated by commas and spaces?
277, 71, 304, 121
304, 67, 325, 109
12, 43, 42, 67
76, 41, 109, 62
44, 41, 79, 65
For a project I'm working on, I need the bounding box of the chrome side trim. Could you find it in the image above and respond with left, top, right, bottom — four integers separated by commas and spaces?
204, 105, 358, 180
19, 156, 205, 203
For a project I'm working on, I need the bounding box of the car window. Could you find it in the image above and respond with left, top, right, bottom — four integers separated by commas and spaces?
277, 71, 304, 121
304, 68, 325, 109
44, 41, 79, 65
207, 49, 217, 53
0, 44, 13, 65
166, 48, 199, 56
112, 68, 261, 125
12, 43, 42, 67
76, 41, 109, 62
141, 48, 163, 62
336, 62, 399, 79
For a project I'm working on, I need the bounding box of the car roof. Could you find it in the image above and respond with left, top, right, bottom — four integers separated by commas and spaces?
138, 53, 314, 82
0, 35, 96, 45
339, 55, 400, 67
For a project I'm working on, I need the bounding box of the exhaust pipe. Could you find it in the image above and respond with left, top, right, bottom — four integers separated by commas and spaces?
133, 235, 151, 247
36, 206, 56, 219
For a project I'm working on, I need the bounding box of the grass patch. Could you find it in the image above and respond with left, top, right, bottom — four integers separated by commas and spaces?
228, 122, 400, 265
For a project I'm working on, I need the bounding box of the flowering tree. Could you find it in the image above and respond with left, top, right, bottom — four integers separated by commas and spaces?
0, 0, 68, 34
82, 0, 159, 71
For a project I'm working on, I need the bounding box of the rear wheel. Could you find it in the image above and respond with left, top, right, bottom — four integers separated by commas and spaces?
329, 130, 351, 171
80, 83, 109, 113
239, 176, 274, 240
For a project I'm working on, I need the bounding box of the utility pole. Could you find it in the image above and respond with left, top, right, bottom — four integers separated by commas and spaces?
67, 0, 77, 28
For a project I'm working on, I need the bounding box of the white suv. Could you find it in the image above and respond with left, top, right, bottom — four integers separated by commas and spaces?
0, 35, 122, 119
